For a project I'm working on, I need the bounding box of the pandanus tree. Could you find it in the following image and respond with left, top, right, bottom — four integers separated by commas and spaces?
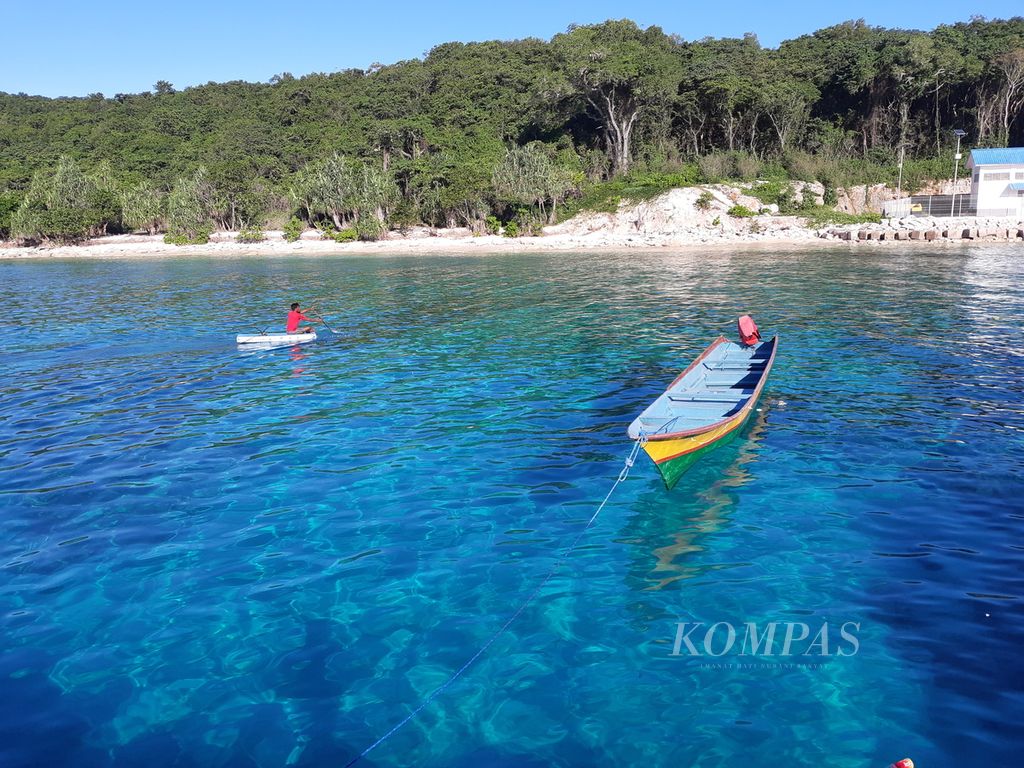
9, 156, 122, 243
166, 167, 217, 241
492, 143, 575, 224
291, 154, 398, 229
120, 182, 165, 234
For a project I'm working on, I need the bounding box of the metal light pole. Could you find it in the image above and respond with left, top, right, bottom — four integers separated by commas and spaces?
897, 144, 905, 198
951, 129, 966, 218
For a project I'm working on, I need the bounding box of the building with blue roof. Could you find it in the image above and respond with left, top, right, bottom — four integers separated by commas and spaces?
967, 148, 1024, 217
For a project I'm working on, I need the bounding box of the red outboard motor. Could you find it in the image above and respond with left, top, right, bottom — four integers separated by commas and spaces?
738, 315, 761, 346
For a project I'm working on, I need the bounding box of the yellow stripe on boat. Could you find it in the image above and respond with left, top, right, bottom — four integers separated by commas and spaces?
643, 412, 747, 464
627, 333, 778, 488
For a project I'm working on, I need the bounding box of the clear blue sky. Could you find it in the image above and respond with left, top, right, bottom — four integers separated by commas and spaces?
5, 0, 1022, 97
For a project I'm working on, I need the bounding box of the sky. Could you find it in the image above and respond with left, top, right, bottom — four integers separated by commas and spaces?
3, 0, 1022, 98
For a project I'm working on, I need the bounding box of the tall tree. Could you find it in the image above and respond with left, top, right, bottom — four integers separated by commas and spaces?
994, 49, 1024, 146
549, 21, 682, 175
759, 80, 818, 152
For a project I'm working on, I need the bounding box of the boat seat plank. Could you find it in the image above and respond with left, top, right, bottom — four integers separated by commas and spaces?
705, 362, 767, 371
668, 393, 747, 404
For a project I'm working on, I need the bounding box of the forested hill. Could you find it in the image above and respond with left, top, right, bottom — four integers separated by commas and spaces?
1, 17, 1023, 243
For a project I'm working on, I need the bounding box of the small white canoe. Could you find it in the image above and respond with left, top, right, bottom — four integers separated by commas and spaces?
236, 332, 317, 345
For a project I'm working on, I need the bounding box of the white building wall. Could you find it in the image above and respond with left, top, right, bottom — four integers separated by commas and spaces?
969, 164, 1024, 217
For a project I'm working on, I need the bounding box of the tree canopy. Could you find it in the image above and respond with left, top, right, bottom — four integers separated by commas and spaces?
1, 16, 1022, 241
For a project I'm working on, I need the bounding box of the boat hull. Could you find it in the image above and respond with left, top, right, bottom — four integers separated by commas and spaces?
628, 335, 777, 488
236, 332, 317, 345
643, 403, 756, 488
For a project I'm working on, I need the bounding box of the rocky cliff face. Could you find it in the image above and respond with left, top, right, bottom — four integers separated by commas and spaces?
834, 184, 897, 214
542, 186, 818, 246
544, 186, 766, 239
834, 178, 971, 213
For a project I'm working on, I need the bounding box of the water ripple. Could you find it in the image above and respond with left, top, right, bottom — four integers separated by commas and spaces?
0, 249, 1022, 767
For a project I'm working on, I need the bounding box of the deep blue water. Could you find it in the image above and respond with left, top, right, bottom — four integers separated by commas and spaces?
1, 249, 1022, 768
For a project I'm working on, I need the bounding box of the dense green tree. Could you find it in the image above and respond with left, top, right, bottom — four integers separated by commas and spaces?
8, 156, 121, 243
1, 14, 1023, 242
683, 34, 766, 154
548, 21, 682, 174
759, 79, 818, 152
120, 181, 165, 234
992, 48, 1024, 146
166, 167, 216, 242
0, 191, 22, 238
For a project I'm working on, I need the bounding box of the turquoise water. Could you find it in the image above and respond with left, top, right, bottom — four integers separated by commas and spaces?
1, 249, 1022, 768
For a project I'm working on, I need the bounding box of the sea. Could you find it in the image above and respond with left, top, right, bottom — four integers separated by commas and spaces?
1, 247, 1022, 767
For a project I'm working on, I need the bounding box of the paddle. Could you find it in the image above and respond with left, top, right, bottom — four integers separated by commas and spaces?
314, 311, 336, 334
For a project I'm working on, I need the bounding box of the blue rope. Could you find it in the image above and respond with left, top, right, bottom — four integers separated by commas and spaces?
343, 435, 648, 767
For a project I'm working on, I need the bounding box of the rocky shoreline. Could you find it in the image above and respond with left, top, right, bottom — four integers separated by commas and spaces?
820, 216, 1024, 242
2, 185, 1021, 258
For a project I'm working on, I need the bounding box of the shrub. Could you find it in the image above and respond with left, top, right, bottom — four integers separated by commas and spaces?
823, 185, 838, 207
697, 153, 731, 183
164, 227, 211, 245
485, 215, 501, 235
1, 191, 25, 239
800, 207, 882, 227
319, 225, 357, 242
236, 227, 265, 243
748, 181, 794, 211
282, 216, 304, 242
9, 156, 121, 243
389, 200, 420, 234
292, 153, 399, 231
759, 160, 790, 180
734, 153, 761, 180
354, 217, 385, 241
727, 204, 757, 218
502, 221, 519, 238
492, 143, 571, 225
782, 150, 820, 182
694, 191, 714, 211
28, 207, 94, 242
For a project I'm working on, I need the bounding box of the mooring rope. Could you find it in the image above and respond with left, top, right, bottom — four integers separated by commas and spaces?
343, 433, 649, 767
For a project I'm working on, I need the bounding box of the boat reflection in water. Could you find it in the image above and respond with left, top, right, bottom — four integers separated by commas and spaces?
619, 404, 773, 592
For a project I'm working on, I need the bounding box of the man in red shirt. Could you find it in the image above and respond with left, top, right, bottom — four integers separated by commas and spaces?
286, 302, 318, 334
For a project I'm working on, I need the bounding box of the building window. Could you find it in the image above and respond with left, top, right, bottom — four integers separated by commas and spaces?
1016, 172, 1024, 179
984, 172, 1011, 181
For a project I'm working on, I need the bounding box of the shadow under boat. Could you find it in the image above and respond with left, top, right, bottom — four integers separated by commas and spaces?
618, 404, 773, 593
